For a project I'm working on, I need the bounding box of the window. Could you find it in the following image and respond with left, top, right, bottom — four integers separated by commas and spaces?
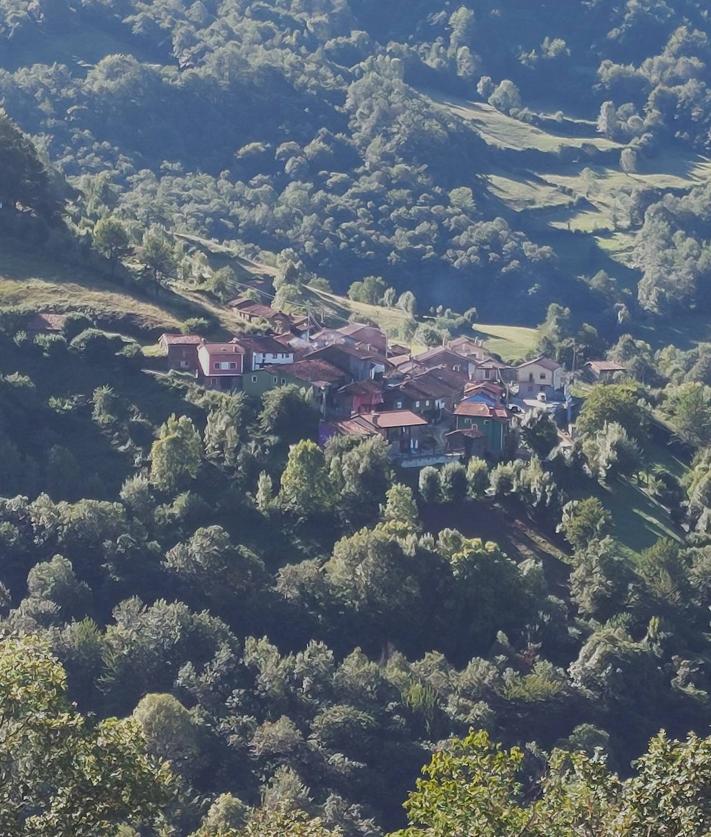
229, 362, 237, 369
280, 378, 286, 385
415, 400, 421, 408
485, 369, 490, 379
251, 376, 257, 383
395, 400, 403, 409
540, 373, 546, 380
179, 360, 189, 369
528, 373, 534, 382
425, 400, 431, 406
273, 377, 277, 384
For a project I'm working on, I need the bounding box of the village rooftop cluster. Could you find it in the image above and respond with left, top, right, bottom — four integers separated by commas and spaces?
156, 296, 596, 466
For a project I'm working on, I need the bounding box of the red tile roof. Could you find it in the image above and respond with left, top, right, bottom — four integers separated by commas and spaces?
587, 360, 626, 373
517, 355, 561, 371
27, 312, 68, 332
398, 375, 453, 401
410, 366, 468, 397
229, 298, 293, 322
232, 335, 292, 354
308, 342, 382, 362
447, 336, 489, 357
332, 409, 428, 437
286, 359, 346, 386
475, 357, 512, 369
200, 342, 245, 356
426, 365, 469, 389
455, 401, 511, 419
389, 353, 413, 367
414, 346, 469, 367
360, 409, 428, 429
198, 342, 244, 376
333, 415, 380, 436
338, 322, 385, 339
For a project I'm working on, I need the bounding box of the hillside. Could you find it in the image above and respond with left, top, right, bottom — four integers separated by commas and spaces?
0, 232, 683, 559
1, 0, 710, 333
0, 243, 181, 333
1, 2, 711, 835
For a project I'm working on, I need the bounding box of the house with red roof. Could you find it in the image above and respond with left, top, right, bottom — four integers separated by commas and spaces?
228, 297, 297, 333
462, 381, 507, 406
516, 356, 563, 397
159, 333, 203, 374
408, 346, 474, 377
331, 409, 430, 455
336, 380, 384, 415
197, 342, 245, 390
311, 323, 388, 355
306, 342, 388, 381
383, 365, 466, 419
585, 360, 626, 382
336, 323, 388, 354
453, 400, 513, 457
470, 357, 515, 384
286, 358, 347, 389
26, 312, 69, 336
447, 335, 491, 362
240, 357, 343, 409
285, 358, 349, 415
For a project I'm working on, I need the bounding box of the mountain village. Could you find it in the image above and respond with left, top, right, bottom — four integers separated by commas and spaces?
158, 295, 576, 467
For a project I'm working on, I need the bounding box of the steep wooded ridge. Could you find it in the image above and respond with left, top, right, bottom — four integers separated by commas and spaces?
2, 0, 711, 327
1, 2, 711, 836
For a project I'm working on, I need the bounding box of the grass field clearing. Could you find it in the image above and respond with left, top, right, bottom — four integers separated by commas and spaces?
430, 93, 621, 153
0, 246, 182, 333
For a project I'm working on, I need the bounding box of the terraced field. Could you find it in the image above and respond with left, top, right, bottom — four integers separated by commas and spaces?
0, 245, 182, 335
431, 92, 711, 276
431, 93, 620, 153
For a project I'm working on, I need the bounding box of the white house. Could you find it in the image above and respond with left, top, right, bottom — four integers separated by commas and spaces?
232, 335, 295, 371
516, 356, 563, 397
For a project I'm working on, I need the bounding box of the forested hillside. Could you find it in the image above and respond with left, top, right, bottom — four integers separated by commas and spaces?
2, 1, 711, 835
2, 0, 711, 326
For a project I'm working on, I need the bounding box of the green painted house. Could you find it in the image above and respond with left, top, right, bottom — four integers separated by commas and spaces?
240, 359, 348, 416
242, 368, 294, 398
453, 401, 512, 456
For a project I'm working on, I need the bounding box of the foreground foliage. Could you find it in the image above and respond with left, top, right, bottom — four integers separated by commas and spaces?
0, 635, 174, 836
397, 729, 711, 837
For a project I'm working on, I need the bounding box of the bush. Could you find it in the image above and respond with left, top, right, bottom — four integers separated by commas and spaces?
419, 466, 441, 503
70, 328, 123, 363
415, 324, 443, 348
490, 462, 516, 497
33, 333, 67, 358
467, 457, 490, 498
440, 462, 468, 504
558, 498, 613, 551
117, 341, 143, 369
62, 312, 93, 341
